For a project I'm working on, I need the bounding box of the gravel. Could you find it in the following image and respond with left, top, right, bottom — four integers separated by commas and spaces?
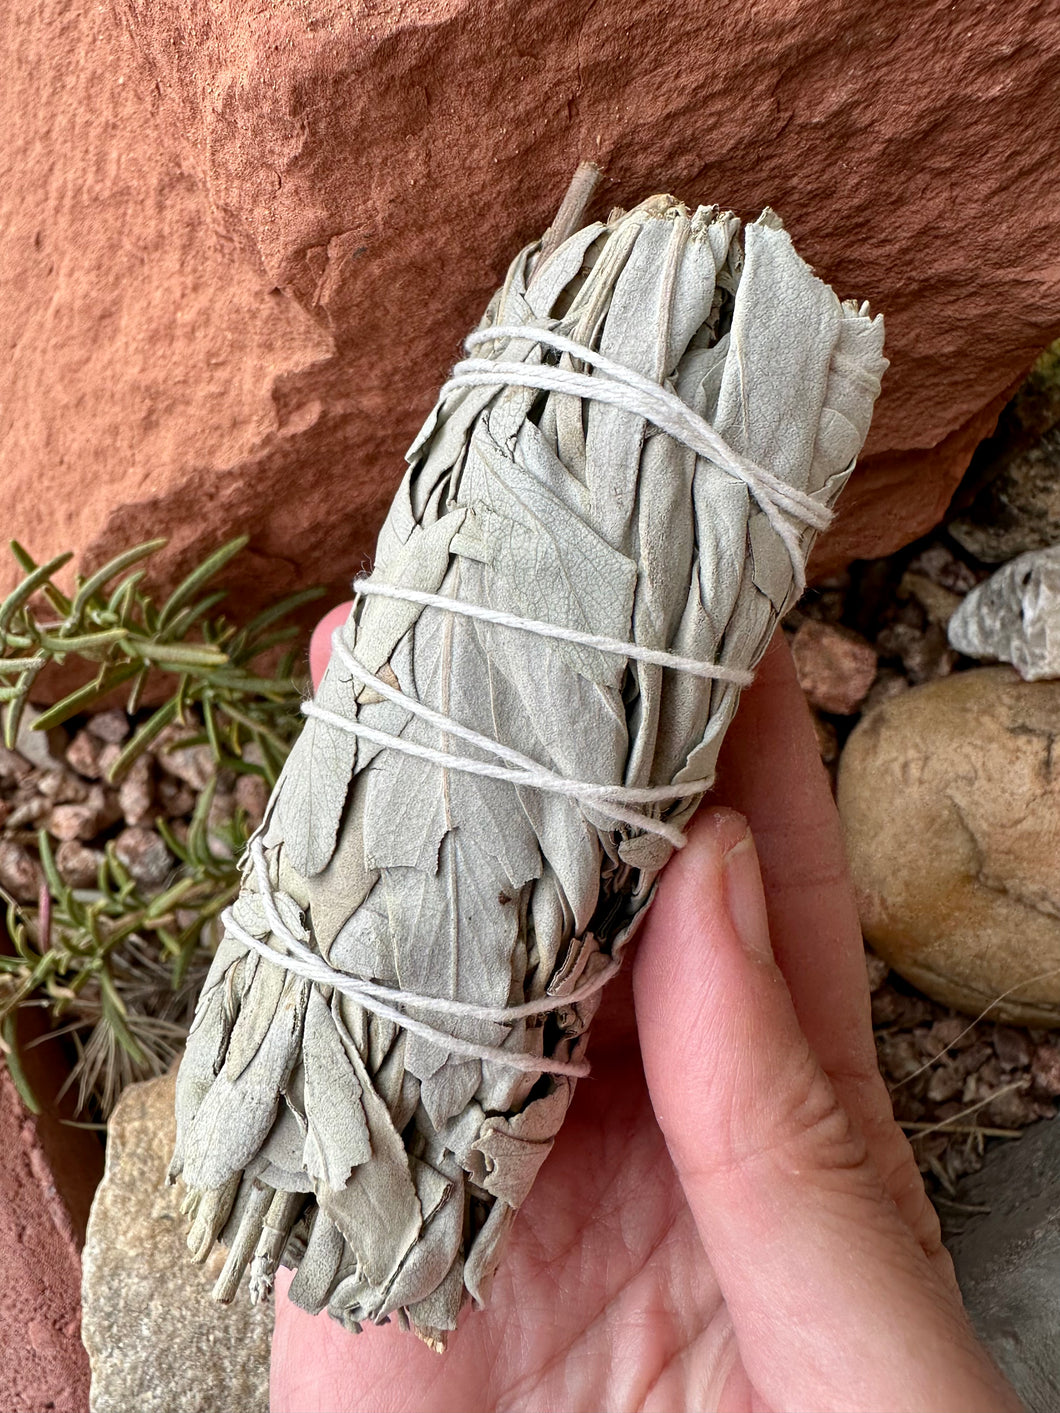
789, 526, 1057, 1197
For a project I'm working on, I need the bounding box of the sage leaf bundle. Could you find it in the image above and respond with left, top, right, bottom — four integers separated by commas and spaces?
171, 181, 887, 1349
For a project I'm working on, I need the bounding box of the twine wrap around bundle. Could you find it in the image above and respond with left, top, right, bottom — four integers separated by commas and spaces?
172, 176, 887, 1347
226, 323, 831, 1076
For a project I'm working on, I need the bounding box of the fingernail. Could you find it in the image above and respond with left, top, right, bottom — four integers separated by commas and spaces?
721, 829, 773, 962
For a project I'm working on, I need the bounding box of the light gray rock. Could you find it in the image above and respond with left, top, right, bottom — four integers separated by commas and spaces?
85, 709, 131, 744
948, 1116, 1060, 1413
14, 702, 69, 771
948, 545, 1060, 681
82, 1073, 272, 1413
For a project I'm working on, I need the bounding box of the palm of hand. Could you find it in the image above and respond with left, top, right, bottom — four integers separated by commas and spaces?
272, 625, 1015, 1413
272, 973, 744, 1413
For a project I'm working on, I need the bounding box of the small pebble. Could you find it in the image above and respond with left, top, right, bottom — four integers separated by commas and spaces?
875, 1031, 922, 1082
926, 1015, 969, 1050
117, 755, 155, 828
898, 569, 964, 627
979, 1084, 1046, 1130
907, 542, 979, 595
48, 786, 112, 842
963, 1057, 1004, 1103
791, 620, 878, 715
158, 778, 196, 818
871, 989, 934, 1029
0, 745, 32, 783
66, 729, 105, 780
864, 949, 890, 992
954, 1041, 994, 1079
113, 827, 175, 889
55, 839, 105, 889
926, 1061, 964, 1104
234, 773, 269, 828
876, 620, 956, 683
1031, 1043, 1060, 1096
6, 796, 51, 829
993, 1026, 1032, 1071
37, 769, 90, 803
0, 839, 43, 903
13, 705, 68, 772
85, 709, 131, 744
156, 736, 216, 791
861, 668, 910, 714
97, 743, 123, 780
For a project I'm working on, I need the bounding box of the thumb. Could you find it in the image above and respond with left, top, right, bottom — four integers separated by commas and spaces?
633, 807, 1018, 1413
309, 601, 354, 690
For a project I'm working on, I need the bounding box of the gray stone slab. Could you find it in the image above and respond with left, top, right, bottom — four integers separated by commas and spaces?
948, 1116, 1060, 1413
82, 1072, 272, 1413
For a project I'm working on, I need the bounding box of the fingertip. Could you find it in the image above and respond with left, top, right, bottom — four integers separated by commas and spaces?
309, 601, 355, 690
662, 806, 751, 903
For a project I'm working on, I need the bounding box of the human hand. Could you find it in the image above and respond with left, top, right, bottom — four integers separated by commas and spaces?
270, 612, 1019, 1413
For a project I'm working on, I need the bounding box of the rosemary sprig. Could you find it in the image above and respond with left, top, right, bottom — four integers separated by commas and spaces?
0, 537, 322, 1113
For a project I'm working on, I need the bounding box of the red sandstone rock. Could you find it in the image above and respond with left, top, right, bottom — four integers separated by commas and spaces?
0, 1014, 103, 1413
4, 0, 1060, 619
0, 1072, 88, 1413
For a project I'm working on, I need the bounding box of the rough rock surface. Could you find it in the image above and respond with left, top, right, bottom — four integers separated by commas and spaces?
948, 545, 1060, 681
0, 1069, 90, 1413
790, 619, 877, 714
950, 339, 1060, 563
82, 1072, 272, 1413
5, 0, 1060, 620
837, 669, 1060, 1026
948, 1117, 1060, 1413
0, 1014, 103, 1413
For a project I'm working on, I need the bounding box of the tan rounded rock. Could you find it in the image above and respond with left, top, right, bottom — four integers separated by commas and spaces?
838, 668, 1060, 1026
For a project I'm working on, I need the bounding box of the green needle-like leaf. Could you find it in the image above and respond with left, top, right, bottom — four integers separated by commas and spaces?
0, 534, 317, 1114
105, 698, 180, 782
128, 640, 230, 668
0, 1015, 40, 1115
156, 536, 248, 633
31, 663, 141, 733
66, 540, 168, 627
99, 970, 148, 1065
0, 550, 74, 635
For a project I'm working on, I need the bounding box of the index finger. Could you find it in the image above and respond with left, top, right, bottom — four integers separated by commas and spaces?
714, 633, 946, 1254
712, 632, 878, 1092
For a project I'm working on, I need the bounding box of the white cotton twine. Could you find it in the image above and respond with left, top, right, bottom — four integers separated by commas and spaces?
227, 325, 824, 1075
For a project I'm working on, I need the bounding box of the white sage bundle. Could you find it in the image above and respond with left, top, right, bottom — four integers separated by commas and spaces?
170, 182, 887, 1348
